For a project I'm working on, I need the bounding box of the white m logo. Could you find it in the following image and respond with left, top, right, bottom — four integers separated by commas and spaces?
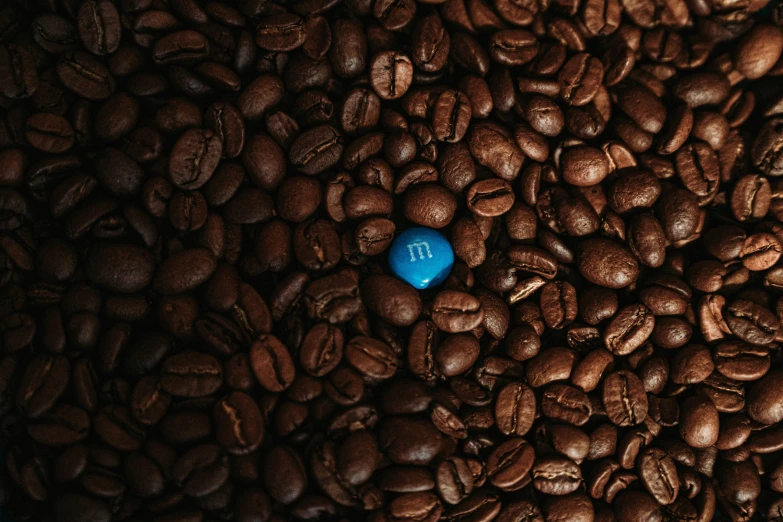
407, 241, 433, 262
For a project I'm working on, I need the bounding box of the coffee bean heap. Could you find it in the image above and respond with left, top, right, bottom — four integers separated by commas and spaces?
2, 0, 783, 521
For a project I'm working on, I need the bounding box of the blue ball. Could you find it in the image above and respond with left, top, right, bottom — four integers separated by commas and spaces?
389, 227, 454, 289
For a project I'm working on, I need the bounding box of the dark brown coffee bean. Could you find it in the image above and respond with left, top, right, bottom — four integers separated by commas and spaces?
169, 129, 223, 190
172, 444, 229, 497
638, 447, 679, 505
361, 274, 422, 327
735, 25, 783, 80
77, 0, 121, 56
577, 238, 639, 289
679, 396, 719, 448
213, 392, 264, 455
541, 384, 592, 426
154, 248, 217, 295
602, 371, 648, 426
561, 146, 609, 186
25, 113, 75, 154
747, 370, 783, 425
412, 13, 449, 73
432, 90, 472, 143
300, 323, 344, 377
289, 125, 343, 175
531, 456, 583, 495
495, 382, 535, 436
346, 336, 399, 380
725, 299, 779, 346
28, 405, 90, 446
432, 291, 484, 333
487, 437, 535, 490
255, 14, 307, 52
161, 351, 223, 397
16, 355, 70, 418
370, 51, 413, 100
93, 404, 145, 451
57, 51, 115, 100
603, 304, 655, 356
435, 460, 474, 507
466, 179, 515, 217
86, 243, 155, 293
540, 281, 577, 330
249, 334, 295, 392
468, 122, 524, 181
404, 183, 457, 229
559, 53, 604, 106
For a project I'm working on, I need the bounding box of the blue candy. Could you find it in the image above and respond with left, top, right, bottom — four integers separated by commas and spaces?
389, 227, 454, 289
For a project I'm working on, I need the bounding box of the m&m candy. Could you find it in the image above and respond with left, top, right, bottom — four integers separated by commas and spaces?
388, 227, 454, 289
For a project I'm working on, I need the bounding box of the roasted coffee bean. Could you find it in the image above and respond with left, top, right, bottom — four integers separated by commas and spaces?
541, 384, 593, 426
249, 334, 296, 392
602, 371, 648, 426
466, 179, 515, 217
487, 438, 535, 490
16, 355, 70, 418
346, 336, 400, 380
160, 351, 223, 397
577, 238, 639, 289
638, 447, 680, 505
213, 392, 264, 455
57, 51, 115, 100
289, 125, 343, 175
370, 51, 414, 100
77, 0, 121, 56
431, 291, 485, 333
679, 396, 719, 448
603, 304, 655, 356
531, 456, 583, 495
255, 14, 307, 52
725, 299, 779, 346
747, 370, 783, 425
468, 122, 524, 181
559, 53, 604, 106
495, 382, 536, 436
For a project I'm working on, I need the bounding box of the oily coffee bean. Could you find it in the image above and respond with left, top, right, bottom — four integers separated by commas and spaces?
602, 371, 648, 426
213, 392, 264, 455
494, 382, 536, 436
466, 179, 515, 217
531, 456, 583, 495
638, 447, 680, 505
160, 352, 223, 398
169, 129, 223, 190
249, 334, 296, 392
16, 355, 70, 418
486, 438, 535, 490
431, 291, 485, 333
370, 51, 414, 100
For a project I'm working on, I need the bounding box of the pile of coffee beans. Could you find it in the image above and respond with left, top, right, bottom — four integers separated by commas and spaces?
3, 0, 783, 521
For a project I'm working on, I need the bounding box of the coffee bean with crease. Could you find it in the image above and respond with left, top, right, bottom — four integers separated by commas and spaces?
213, 392, 264, 455
431, 291, 485, 333
16, 355, 70, 418
638, 447, 680, 505
495, 382, 536, 436
602, 371, 648, 427
249, 334, 296, 392
160, 352, 223, 398
603, 304, 655, 355
531, 456, 583, 495
725, 299, 779, 346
